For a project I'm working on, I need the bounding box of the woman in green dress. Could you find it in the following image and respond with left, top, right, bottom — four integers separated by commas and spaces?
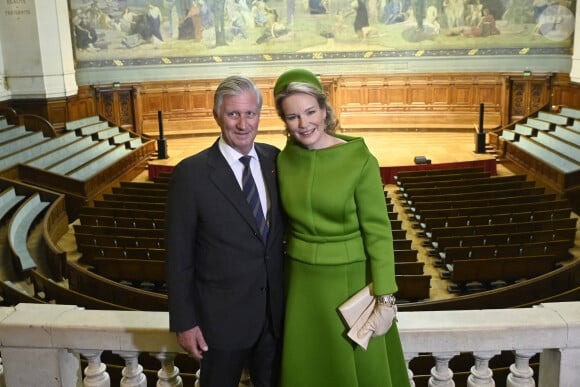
274, 68, 411, 387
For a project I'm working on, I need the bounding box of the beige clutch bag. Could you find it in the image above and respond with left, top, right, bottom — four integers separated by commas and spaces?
338, 284, 376, 349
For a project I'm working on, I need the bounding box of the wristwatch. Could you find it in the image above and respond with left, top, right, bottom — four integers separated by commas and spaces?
376, 294, 396, 306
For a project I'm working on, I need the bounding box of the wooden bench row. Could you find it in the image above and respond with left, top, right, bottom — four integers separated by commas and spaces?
394, 167, 486, 185
414, 199, 570, 221
445, 255, 560, 293
407, 187, 546, 208
62, 259, 431, 311
430, 227, 578, 256
78, 214, 165, 229
439, 239, 573, 265
418, 207, 572, 234
428, 217, 578, 244
399, 174, 528, 195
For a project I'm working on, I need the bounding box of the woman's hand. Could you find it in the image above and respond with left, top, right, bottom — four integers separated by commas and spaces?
357, 296, 397, 339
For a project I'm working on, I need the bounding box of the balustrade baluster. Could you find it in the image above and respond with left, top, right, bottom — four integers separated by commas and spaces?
153, 352, 183, 387
114, 351, 146, 387
429, 351, 459, 387
239, 368, 252, 386
506, 349, 538, 387
468, 351, 499, 387
78, 350, 110, 387
0, 355, 4, 387
404, 351, 418, 387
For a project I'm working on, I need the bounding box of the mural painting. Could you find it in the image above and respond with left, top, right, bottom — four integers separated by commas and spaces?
69, 0, 575, 68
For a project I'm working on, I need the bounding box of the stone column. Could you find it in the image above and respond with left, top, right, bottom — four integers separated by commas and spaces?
0, 0, 77, 99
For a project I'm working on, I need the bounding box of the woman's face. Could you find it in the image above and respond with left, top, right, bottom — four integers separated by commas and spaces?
281, 92, 327, 150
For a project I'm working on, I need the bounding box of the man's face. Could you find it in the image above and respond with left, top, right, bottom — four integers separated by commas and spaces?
214, 91, 261, 155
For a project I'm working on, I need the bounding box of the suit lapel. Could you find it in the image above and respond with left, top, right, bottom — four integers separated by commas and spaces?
207, 140, 262, 238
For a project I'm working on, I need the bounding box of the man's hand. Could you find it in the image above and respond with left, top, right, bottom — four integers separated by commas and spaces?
177, 326, 209, 360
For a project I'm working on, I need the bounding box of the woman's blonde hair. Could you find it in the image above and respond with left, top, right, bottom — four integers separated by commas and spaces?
274, 82, 339, 134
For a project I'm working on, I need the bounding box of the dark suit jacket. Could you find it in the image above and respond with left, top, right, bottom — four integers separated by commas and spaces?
166, 139, 285, 350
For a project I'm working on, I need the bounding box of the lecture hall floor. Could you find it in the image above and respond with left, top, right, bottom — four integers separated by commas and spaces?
137, 130, 580, 302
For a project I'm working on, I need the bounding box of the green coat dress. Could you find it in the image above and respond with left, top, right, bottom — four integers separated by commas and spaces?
277, 134, 411, 387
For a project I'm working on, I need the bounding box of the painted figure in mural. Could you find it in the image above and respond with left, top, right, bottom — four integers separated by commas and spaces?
180, 0, 204, 41
72, 11, 99, 50
229, 1, 250, 40
411, 0, 426, 30
466, 7, 500, 36
353, 0, 371, 40
309, 0, 328, 14
382, 0, 411, 24
444, 0, 465, 29
212, 0, 228, 46
147, 3, 164, 42
286, 0, 295, 25
118, 7, 137, 34
256, 10, 291, 44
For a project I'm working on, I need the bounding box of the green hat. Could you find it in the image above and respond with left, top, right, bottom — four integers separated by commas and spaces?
273, 68, 322, 96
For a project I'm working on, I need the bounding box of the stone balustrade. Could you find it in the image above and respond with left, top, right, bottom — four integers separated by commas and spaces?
0, 302, 578, 386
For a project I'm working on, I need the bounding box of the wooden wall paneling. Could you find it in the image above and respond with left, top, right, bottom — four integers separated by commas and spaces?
507, 73, 553, 122
93, 85, 137, 133
66, 86, 98, 132
550, 74, 580, 110
10, 72, 574, 138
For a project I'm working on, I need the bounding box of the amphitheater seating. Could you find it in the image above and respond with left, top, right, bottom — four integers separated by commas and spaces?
394, 167, 486, 181
0, 124, 27, 142
93, 199, 166, 212
394, 249, 419, 263
77, 245, 166, 262
8, 192, 50, 274
431, 228, 577, 257
396, 170, 491, 188
446, 255, 559, 293
411, 193, 556, 217
420, 207, 572, 236
74, 224, 163, 239
512, 136, 578, 172
87, 258, 166, 285
396, 161, 579, 297
29, 269, 132, 310
7, 115, 156, 218
78, 213, 165, 229
111, 186, 169, 197
553, 125, 580, 144
406, 185, 541, 206
399, 174, 527, 194
78, 205, 165, 220
439, 239, 573, 266
415, 199, 570, 221
395, 262, 424, 275
489, 105, 580, 197
395, 274, 431, 301
0, 280, 45, 305
0, 186, 26, 220
67, 260, 168, 311
428, 218, 578, 243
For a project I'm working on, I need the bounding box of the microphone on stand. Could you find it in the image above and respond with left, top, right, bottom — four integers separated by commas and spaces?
157, 110, 169, 159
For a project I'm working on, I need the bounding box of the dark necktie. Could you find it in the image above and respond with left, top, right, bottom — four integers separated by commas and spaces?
240, 156, 268, 242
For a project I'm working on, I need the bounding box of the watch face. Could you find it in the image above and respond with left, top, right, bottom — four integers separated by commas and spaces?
537, 5, 575, 42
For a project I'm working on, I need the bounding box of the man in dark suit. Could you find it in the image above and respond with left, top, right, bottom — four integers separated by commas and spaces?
166, 75, 285, 387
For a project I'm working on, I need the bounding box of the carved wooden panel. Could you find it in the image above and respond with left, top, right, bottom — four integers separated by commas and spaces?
508, 75, 552, 121
93, 86, 136, 132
